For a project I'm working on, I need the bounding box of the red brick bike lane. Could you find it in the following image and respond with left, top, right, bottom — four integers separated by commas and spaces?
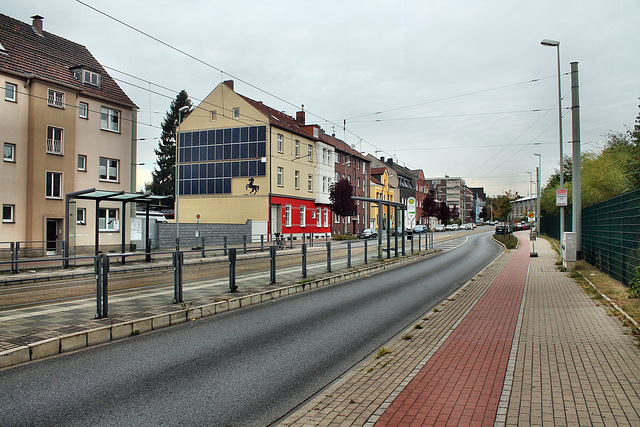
376, 236, 530, 426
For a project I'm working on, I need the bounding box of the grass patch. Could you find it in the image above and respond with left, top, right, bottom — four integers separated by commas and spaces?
375, 347, 392, 359
402, 334, 413, 340
332, 234, 358, 241
493, 234, 518, 249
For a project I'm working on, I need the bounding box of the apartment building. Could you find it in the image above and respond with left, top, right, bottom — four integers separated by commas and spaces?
176, 80, 331, 236
0, 14, 137, 252
369, 167, 396, 230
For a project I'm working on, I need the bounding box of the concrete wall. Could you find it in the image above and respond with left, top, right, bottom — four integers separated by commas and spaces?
157, 220, 254, 249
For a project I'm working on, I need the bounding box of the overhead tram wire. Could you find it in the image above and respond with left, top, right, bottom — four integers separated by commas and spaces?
346, 109, 548, 124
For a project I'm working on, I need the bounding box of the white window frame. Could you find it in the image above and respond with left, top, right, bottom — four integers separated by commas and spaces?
294, 170, 300, 190
300, 205, 306, 228
277, 166, 284, 187
45, 171, 63, 199
79, 101, 88, 119
210, 110, 217, 121
47, 88, 65, 108
317, 207, 321, 225
277, 134, 283, 153
99, 157, 119, 182
322, 176, 326, 193
83, 69, 100, 87
46, 126, 64, 155
233, 107, 240, 118
99, 208, 119, 231
78, 154, 87, 171
285, 205, 292, 227
100, 106, 121, 133
4, 143, 15, 162
5, 82, 17, 102
77, 207, 86, 225
2, 204, 15, 223
308, 174, 313, 192
308, 145, 313, 162
294, 140, 300, 158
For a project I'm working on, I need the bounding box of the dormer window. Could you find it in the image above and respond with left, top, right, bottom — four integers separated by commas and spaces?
71, 67, 101, 87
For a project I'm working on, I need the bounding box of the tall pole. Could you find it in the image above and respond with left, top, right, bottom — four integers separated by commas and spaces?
176, 106, 189, 252
571, 62, 582, 259
534, 154, 541, 236
542, 39, 564, 240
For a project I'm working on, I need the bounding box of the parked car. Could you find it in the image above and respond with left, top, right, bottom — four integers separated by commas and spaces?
413, 225, 428, 234
445, 224, 455, 231
495, 224, 512, 235
451, 224, 460, 231
358, 228, 378, 239
435, 224, 446, 232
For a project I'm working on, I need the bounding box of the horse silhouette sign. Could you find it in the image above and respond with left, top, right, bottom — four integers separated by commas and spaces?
246, 177, 259, 195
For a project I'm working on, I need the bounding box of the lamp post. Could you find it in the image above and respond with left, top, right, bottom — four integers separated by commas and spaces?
524, 171, 533, 197
175, 105, 190, 252
534, 153, 541, 236
541, 38, 564, 239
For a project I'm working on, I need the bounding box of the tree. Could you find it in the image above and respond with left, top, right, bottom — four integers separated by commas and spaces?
479, 206, 488, 221
329, 178, 356, 217
450, 205, 459, 222
421, 193, 438, 225
145, 90, 193, 205
436, 201, 451, 224
493, 191, 519, 220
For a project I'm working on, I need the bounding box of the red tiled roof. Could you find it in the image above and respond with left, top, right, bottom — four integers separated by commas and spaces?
239, 94, 314, 140
0, 14, 136, 108
316, 130, 369, 162
371, 167, 387, 176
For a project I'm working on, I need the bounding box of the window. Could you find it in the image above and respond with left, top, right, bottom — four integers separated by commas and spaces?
294, 140, 300, 157
99, 157, 119, 182
300, 205, 306, 227
322, 176, 326, 193
233, 108, 240, 118
100, 107, 120, 132
277, 166, 283, 187
77, 154, 87, 171
308, 174, 313, 192
210, 110, 217, 121
5, 82, 17, 102
317, 208, 321, 225
99, 208, 119, 231
79, 102, 88, 119
45, 171, 62, 199
77, 208, 86, 225
83, 69, 100, 86
294, 170, 300, 190
357, 177, 361, 188
2, 204, 14, 223
4, 143, 15, 162
335, 153, 340, 164
277, 134, 283, 153
47, 89, 65, 108
46, 126, 64, 154
285, 205, 291, 227
308, 145, 313, 161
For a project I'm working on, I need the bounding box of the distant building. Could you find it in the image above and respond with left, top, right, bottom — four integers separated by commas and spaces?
511, 195, 537, 220
0, 14, 138, 252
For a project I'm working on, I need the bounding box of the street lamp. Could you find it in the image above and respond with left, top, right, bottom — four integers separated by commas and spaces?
541, 38, 564, 239
534, 153, 541, 236
524, 171, 533, 197
175, 105, 190, 251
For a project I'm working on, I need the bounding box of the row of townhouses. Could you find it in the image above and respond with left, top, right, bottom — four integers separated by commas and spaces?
0, 14, 486, 253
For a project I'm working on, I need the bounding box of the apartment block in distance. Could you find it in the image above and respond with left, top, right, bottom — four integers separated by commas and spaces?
0, 14, 138, 252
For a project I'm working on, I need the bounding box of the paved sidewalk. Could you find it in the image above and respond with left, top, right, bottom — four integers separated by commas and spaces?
280, 233, 640, 426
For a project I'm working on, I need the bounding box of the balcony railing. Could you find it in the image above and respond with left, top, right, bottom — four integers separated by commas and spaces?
46, 138, 63, 154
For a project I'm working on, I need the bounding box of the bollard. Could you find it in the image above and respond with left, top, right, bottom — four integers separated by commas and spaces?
289, 234, 294, 249
302, 244, 307, 278
418, 233, 422, 252
10, 242, 16, 274
173, 251, 183, 303
146, 238, 152, 262
228, 248, 237, 292
269, 245, 277, 284
95, 255, 102, 319
201, 236, 206, 258
243, 235, 247, 254
101, 254, 109, 318
223, 236, 228, 256
260, 234, 264, 252
347, 240, 352, 268
364, 239, 368, 264
411, 233, 414, 254
326, 242, 332, 273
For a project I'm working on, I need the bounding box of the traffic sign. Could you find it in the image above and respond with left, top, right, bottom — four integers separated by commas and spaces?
195, 213, 201, 221
556, 189, 568, 206
407, 197, 416, 220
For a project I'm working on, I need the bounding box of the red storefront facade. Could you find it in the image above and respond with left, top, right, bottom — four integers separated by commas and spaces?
269, 195, 332, 236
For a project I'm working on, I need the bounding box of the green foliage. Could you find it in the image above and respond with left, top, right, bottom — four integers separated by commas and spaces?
436, 201, 450, 223
375, 347, 392, 359
629, 266, 640, 298
145, 90, 193, 204
332, 234, 358, 240
493, 191, 519, 220
493, 234, 518, 249
421, 193, 437, 220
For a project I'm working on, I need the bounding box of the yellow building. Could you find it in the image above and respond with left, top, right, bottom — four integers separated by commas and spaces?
177, 80, 332, 236
369, 167, 397, 230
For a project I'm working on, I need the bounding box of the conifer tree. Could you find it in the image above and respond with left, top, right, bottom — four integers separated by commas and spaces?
145, 90, 192, 205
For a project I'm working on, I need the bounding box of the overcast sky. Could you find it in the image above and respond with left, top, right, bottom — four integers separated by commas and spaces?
7, 0, 639, 197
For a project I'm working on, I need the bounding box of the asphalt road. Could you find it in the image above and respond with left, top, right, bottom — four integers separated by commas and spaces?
0, 231, 502, 426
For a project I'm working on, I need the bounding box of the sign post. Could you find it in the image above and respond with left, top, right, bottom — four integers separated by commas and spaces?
556, 189, 568, 207
407, 197, 416, 232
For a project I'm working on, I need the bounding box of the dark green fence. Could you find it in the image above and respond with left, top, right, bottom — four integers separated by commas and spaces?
540, 213, 572, 241
581, 189, 640, 286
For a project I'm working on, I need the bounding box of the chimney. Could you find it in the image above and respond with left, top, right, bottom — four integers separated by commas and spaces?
31, 15, 44, 36
380, 156, 385, 163
296, 110, 305, 125
223, 80, 234, 91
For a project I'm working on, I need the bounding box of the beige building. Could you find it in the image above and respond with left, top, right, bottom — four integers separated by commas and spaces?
176, 80, 332, 237
0, 14, 137, 253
